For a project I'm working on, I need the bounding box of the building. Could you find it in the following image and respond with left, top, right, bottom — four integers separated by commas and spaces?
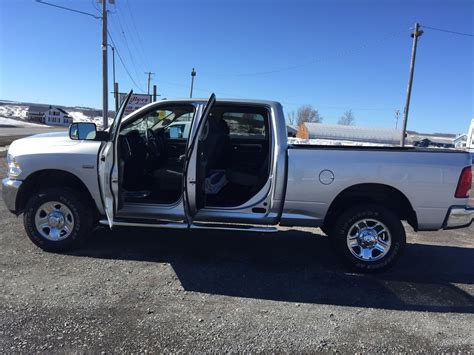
296, 122, 401, 145
44, 106, 72, 126
27, 105, 49, 123
453, 134, 467, 149
467, 118, 474, 150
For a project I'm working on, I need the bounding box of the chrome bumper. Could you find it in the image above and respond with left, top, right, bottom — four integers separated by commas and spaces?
2, 178, 22, 213
444, 206, 474, 229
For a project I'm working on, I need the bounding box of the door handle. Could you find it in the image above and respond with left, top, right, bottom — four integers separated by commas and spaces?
100, 156, 106, 162
112, 179, 118, 183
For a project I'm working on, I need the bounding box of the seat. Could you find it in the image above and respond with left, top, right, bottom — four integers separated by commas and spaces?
226, 155, 269, 188
204, 114, 232, 170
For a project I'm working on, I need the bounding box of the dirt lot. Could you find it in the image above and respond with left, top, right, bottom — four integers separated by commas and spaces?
0, 157, 473, 352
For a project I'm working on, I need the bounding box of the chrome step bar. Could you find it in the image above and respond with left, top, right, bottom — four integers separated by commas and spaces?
99, 219, 187, 229
99, 219, 278, 233
191, 223, 277, 233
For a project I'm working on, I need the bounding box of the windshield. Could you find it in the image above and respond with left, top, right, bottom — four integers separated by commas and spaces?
121, 106, 195, 138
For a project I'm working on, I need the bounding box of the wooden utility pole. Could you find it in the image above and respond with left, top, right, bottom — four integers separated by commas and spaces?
190, 68, 196, 98
114, 82, 119, 112
145, 72, 154, 95
101, 0, 108, 129
400, 22, 423, 146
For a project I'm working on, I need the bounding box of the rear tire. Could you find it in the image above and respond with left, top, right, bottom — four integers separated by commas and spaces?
23, 188, 92, 252
330, 204, 406, 272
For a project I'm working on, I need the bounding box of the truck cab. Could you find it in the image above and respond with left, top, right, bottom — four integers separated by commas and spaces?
94, 92, 288, 230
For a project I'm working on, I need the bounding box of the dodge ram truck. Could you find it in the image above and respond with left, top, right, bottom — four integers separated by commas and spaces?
3, 92, 473, 271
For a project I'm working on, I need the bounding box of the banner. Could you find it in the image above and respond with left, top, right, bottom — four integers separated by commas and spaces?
118, 93, 152, 115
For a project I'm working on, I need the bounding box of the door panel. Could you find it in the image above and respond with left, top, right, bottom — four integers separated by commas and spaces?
229, 138, 268, 171
98, 141, 115, 227
183, 93, 216, 224
99, 90, 133, 228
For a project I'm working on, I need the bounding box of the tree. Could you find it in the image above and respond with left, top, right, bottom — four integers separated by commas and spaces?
297, 105, 323, 125
286, 111, 297, 125
338, 109, 355, 125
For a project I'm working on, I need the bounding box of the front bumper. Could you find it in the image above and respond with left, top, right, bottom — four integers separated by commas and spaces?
444, 206, 474, 229
2, 177, 22, 213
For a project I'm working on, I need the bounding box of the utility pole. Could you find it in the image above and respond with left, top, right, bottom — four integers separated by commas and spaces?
153, 85, 157, 102
145, 72, 154, 95
114, 82, 119, 112
190, 68, 196, 98
101, 0, 109, 129
395, 109, 400, 129
109, 46, 115, 91
400, 22, 423, 146
108, 45, 118, 113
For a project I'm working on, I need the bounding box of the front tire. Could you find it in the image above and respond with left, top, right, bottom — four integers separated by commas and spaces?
23, 188, 92, 252
331, 204, 406, 272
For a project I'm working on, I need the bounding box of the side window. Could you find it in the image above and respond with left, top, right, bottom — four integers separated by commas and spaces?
222, 112, 267, 140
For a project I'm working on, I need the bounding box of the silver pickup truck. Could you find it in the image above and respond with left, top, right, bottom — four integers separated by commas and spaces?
3, 92, 473, 271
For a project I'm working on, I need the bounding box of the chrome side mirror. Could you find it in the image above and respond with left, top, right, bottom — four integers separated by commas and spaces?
69, 122, 97, 140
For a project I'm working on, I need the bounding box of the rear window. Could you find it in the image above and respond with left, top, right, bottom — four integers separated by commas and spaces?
221, 112, 267, 140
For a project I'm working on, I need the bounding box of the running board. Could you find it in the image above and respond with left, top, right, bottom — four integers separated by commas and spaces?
190, 222, 277, 233
99, 219, 187, 229
99, 219, 277, 233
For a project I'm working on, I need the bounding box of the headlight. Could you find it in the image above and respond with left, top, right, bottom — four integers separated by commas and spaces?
7, 154, 22, 177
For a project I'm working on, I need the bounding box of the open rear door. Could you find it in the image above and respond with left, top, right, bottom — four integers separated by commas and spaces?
98, 90, 133, 228
183, 93, 216, 226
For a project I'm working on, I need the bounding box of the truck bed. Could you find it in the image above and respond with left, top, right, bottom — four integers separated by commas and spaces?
282, 144, 471, 230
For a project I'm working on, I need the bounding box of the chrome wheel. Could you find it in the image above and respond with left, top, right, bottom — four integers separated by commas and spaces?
34, 201, 74, 241
346, 218, 391, 261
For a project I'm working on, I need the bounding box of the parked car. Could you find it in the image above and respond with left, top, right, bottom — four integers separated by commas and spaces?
3, 92, 473, 272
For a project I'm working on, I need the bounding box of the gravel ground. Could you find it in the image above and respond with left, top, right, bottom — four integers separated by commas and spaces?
0, 157, 473, 352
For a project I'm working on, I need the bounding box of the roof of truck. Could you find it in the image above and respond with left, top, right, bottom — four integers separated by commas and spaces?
158, 97, 281, 106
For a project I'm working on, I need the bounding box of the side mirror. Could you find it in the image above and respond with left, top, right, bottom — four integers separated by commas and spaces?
169, 126, 181, 139
69, 122, 98, 141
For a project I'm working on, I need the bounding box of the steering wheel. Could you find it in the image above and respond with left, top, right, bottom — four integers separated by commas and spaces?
146, 128, 164, 160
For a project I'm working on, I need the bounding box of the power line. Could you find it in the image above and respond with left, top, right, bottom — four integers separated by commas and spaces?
113, 1, 149, 75
202, 29, 407, 77
36, 0, 101, 19
90, 0, 101, 15
110, 12, 142, 80
108, 30, 146, 93
124, 0, 151, 70
421, 25, 474, 38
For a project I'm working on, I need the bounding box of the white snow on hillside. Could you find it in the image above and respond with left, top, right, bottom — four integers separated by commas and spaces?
0, 101, 112, 128
0, 104, 50, 127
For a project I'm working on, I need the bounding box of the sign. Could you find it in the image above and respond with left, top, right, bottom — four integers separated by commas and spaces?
118, 93, 152, 115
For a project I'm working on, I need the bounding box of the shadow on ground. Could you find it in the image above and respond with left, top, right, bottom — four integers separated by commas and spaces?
70, 226, 473, 313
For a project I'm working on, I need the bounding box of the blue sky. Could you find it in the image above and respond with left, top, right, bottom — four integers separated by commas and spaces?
0, 0, 472, 133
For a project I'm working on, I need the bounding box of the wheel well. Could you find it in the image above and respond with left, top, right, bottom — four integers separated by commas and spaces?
323, 183, 418, 231
16, 169, 99, 217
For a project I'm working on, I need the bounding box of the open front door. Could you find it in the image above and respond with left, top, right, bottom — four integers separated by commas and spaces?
98, 90, 133, 228
183, 93, 216, 226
